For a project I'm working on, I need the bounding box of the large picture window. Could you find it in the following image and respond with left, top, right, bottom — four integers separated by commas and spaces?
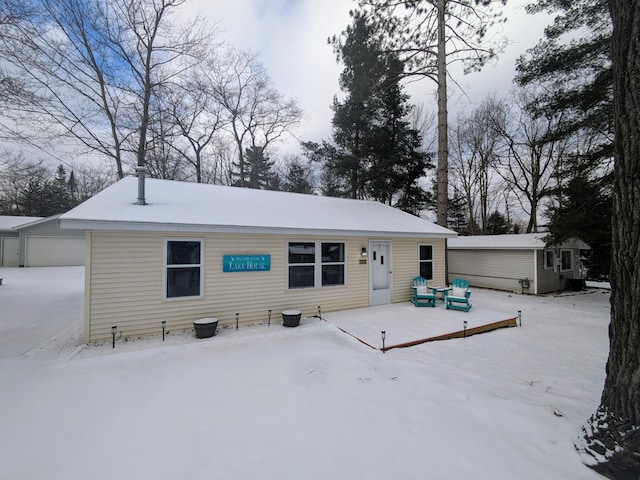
288, 241, 345, 289
419, 244, 434, 280
165, 239, 203, 299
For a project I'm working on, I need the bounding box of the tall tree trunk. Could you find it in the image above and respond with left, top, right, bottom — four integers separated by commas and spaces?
602, 0, 640, 426
585, 1, 640, 477
436, 0, 448, 227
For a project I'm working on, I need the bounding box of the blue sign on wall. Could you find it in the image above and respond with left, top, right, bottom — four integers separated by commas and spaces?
223, 254, 271, 272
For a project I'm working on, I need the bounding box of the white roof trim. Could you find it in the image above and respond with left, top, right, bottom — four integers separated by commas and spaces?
60, 219, 455, 238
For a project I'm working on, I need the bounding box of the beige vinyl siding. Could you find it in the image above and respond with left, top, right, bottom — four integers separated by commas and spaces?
86, 231, 449, 342
87, 231, 370, 341
448, 249, 535, 293
391, 237, 446, 302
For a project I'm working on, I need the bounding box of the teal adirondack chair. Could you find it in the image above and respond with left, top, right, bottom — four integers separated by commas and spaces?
444, 278, 472, 312
411, 276, 437, 307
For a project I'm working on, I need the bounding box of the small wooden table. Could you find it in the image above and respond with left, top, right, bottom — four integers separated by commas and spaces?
432, 286, 451, 302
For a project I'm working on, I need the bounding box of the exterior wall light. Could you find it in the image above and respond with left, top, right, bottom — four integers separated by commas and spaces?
361, 247, 368, 258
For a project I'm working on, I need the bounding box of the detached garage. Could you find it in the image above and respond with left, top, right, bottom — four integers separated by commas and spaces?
447, 233, 589, 295
0, 216, 42, 267
17, 215, 85, 267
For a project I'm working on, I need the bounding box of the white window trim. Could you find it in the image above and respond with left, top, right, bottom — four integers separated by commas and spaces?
560, 249, 573, 272
287, 240, 346, 290
163, 237, 204, 301
418, 243, 434, 281
543, 249, 555, 270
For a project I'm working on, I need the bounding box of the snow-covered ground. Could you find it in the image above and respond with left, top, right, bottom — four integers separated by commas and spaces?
0, 267, 610, 479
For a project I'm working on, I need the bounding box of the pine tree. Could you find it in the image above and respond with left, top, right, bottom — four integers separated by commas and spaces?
308, 12, 432, 214
231, 146, 275, 190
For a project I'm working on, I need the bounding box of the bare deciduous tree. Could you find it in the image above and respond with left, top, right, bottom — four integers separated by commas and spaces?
0, 0, 211, 178
450, 95, 504, 234
210, 47, 303, 187
489, 92, 569, 233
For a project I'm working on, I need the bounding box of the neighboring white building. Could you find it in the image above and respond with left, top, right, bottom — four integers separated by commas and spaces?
447, 233, 589, 295
61, 177, 457, 342
0, 216, 42, 267
0, 215, 85, 267
16, 214, 85, 267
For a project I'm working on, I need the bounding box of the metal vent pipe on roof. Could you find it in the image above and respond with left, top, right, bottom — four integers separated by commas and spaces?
136, 166, 147, 205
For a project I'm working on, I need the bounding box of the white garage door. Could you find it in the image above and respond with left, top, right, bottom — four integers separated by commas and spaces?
25, 236, 85, 267
1, 237, 20, 267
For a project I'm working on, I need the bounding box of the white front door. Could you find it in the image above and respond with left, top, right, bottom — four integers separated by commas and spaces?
370, 241, 392, 305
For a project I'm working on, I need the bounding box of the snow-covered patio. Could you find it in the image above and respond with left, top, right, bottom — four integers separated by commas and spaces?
0, 266, 611, 479
322, 297, 519, 351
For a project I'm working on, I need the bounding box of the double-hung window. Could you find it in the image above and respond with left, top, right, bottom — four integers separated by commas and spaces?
418, 244, 434, 280
543, 250, 555, 270
164, 239, 203, 299
288, 241, 345, 289
560, 249, 572, 271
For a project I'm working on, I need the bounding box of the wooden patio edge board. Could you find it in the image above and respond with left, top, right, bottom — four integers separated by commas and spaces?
380, 317, 518, 352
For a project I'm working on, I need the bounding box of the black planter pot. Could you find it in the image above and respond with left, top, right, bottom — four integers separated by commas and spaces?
282, 310, 301, 327
193, 318, 219, 338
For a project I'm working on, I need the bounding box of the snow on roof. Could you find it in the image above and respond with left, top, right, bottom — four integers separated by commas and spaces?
13, 214, 63, 230
448, 233, 590, 250
0, 215, 43, 232
60, 177, 457, 238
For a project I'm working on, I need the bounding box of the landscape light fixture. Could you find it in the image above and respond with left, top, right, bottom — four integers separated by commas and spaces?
111, 325, 117, 349
161, 320, 166, 341
317, 305, 322, 320
381, 330, 386, 352
463, 320, 468, 338
268, 309, 272, 327
235, 312, 239, 331
518, 310, 522, 327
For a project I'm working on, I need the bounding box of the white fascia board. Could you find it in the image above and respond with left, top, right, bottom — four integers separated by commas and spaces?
60, 218, 457, 239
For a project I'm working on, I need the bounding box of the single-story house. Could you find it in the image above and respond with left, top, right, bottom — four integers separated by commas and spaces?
60, 177, 457, 342
15, 214, 85, 267
0, 215, 42, 267
447, 233, 590, 295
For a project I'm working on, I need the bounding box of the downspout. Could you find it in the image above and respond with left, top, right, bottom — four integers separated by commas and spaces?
136, 166, 147, 206
533, 249, 539, 295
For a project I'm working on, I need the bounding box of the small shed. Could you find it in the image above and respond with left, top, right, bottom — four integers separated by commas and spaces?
61, 177, 457, 342
0, 216, 42, 267
447, 233, 589, 295
16, 214, 85, 267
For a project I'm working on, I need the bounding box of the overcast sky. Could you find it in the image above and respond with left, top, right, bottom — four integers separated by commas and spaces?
184, 0, 552, 157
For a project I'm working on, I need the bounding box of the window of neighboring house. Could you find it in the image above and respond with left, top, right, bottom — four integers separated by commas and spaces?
543, 250, 555, 270
165, 239, 203, 299
288, 241, 345, 289
419, 244, 434, 280
560, 249, 573, 271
